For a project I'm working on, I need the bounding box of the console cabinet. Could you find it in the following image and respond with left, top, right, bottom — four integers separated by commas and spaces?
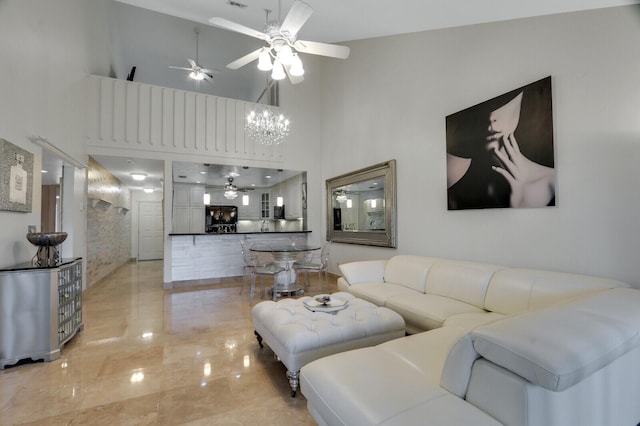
0, 258, 83, 369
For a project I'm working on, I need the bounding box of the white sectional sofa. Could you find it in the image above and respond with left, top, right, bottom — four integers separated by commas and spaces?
300, 255, 640, 426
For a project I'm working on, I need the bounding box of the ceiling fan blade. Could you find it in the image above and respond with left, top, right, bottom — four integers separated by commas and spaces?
294, 40, 350, 59
188, 59, 197, 68
226, 48, 262, 70
284, 64, 305, 85
280, 0, 314, 37
208, 17, 267, 40
168, 66, 193, 71
200, 68, 216, 74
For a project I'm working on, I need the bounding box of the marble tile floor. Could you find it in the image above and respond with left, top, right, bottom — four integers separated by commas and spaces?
0, 260, 338, 425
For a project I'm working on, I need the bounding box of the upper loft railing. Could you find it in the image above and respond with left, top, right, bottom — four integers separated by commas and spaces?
85, 75, 283, 161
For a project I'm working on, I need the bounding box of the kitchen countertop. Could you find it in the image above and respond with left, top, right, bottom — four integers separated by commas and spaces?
169, 231, 311, 236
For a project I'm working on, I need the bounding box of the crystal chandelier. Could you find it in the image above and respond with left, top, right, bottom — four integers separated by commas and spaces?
245, 108, 291, 146
335, 190, 348, 203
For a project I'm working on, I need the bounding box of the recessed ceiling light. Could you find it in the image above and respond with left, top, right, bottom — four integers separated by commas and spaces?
41, 170, 48, 174
143, 188, 154, 193
200, 171, 207, 175
265, 175, 272, 179
131, 173, 147, 181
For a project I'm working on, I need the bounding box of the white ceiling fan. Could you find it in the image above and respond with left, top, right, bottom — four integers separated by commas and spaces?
169, 28, 216, 82
209, 0, 350, 85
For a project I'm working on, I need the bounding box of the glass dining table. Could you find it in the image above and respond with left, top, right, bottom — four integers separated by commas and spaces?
249, 243, 321, 297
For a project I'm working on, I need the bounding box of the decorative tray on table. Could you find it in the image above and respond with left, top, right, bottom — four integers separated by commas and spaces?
303, 295, 349, 313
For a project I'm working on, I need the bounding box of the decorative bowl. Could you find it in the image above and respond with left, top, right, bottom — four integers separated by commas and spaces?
26, 232, 68, 247
315, 295, 331, 305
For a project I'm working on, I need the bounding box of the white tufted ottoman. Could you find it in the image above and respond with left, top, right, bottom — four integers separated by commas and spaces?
252, 292, 405, 396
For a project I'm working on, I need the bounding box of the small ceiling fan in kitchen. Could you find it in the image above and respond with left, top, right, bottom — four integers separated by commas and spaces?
210, 177, 254, 200
209, 0, 350, 84
169, 28, 216, 82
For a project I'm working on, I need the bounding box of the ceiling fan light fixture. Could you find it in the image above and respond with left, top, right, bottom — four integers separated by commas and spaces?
224, 189, 238, 200
289, 53, 304, 76
271, 60, 286, 80
258, 48, 273, 71
277, 44, 294, 65
189, 70, 205, 80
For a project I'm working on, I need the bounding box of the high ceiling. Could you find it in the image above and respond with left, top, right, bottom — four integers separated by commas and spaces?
87, 0, 638, 192
115, 0, 637, 44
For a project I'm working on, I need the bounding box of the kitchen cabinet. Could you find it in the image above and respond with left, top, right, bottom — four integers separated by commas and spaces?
0, 258, 83, 369
173, 183, 204, 233
237, 190, 260, 220
284, 174, 303, 219
271, 175, 303, 219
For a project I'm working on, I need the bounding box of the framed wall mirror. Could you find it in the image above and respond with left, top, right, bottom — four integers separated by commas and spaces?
326, 160, 397, 247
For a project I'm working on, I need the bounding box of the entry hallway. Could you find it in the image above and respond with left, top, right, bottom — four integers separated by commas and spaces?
1, 260, 337, 425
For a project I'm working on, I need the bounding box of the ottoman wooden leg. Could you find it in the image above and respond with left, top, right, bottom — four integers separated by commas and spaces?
287, 370, 300, 397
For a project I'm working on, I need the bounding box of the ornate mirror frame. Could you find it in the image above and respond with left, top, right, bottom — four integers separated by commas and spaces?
326, 159, 397, 247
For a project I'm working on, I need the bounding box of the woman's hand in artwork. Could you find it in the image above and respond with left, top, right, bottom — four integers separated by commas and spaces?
491, 133, 555, 208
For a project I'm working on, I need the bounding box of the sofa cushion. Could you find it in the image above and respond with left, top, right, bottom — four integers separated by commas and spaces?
484, 268, 629, 315
443, 312, 505, 331
424, 260, 504, 309
378, 326, 470, 385
378, 393, 501, 426
386, 294, 485, 331
384, 255, 436, 293
301, 329, 501, 426
301, 346, 449, 425
339, 259, 387, 284
347, 282, 417, 307
471, 288, 640, 391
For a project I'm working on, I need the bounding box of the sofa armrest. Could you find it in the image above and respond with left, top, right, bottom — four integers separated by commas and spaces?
339, 259, 387, 285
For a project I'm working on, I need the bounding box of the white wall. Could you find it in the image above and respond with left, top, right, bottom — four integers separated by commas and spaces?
112, 2, 264, 102
316, 6, 640, 287
0, 0, 112, 268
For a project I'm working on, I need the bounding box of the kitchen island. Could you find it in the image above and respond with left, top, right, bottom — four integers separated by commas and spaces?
167, 231, 312, 288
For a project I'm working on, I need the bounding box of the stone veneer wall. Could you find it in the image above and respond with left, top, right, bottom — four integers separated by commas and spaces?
87, 157, 131, 287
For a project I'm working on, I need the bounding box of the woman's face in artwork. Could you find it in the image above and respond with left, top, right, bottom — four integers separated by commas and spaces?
485, 92, 523, 152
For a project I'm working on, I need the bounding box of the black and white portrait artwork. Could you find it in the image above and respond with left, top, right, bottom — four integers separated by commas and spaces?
446, 76, 555, 210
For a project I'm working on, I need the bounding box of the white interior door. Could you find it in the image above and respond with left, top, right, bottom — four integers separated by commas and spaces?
139, 201, 163, 260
